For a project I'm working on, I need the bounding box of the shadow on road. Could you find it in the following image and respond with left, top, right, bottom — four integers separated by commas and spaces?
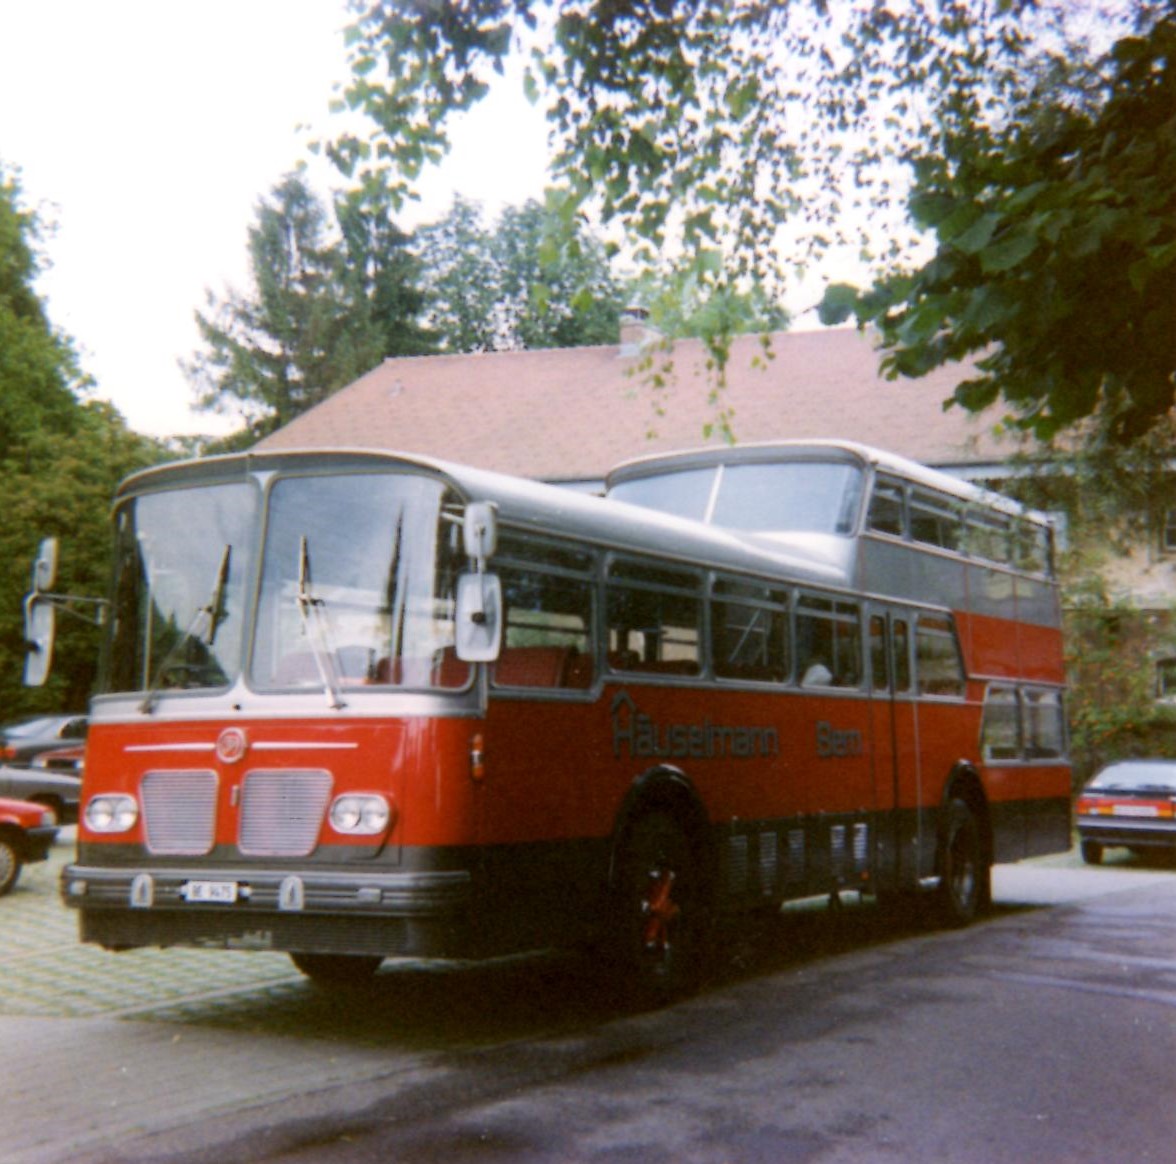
136, 887, 1053, 1051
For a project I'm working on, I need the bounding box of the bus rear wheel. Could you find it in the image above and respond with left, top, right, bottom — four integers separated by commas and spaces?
611, 812, 706, 1007
935, 798, 987, 927
290, 952, 383, 985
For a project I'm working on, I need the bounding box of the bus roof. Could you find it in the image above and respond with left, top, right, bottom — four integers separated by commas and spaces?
606, 439, 1052, 526
115, 447, 850, 590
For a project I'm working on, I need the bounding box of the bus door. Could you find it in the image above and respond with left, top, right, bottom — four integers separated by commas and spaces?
868, 610, 921, 890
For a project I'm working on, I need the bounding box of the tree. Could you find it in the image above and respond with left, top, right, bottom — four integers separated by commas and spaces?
186, 171, 434, 441
821, 10, 1176, 447
0, 165, 164, 717
327, 0, 1172, 442
417, 193, 624, 351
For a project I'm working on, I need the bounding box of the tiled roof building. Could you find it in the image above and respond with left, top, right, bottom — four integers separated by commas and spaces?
256, 326, 1022, 486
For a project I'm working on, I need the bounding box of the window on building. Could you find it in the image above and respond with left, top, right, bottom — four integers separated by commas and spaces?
1156, 657, 1176, 700
1162, 511, 1176, 555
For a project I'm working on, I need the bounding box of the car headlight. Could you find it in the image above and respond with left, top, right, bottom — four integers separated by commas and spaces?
328, 794, 391, 836
84, 794, 139, 834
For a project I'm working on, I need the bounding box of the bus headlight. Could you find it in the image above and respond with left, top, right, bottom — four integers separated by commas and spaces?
84, 794, 139, 834
329, 794, 391, 836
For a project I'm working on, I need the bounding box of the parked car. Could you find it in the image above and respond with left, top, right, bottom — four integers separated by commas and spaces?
0, 796, 59, 895
0, 763, 82, 824
0, 715, 87, 766
1077, 759, 1176, 865
32, 744, 85, 775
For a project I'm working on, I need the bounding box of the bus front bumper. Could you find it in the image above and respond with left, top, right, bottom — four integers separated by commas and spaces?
60, 862, 475, 959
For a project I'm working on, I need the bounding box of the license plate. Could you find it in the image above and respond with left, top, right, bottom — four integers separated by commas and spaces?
1112, 804, 1159, 818
182, 880, 238, 904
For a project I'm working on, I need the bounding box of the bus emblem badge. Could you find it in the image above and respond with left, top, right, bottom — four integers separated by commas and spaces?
216, 727, 248, 765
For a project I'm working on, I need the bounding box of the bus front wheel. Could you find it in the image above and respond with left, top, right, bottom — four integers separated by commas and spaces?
935, 798, 987, 927
610, 812, 706, 1007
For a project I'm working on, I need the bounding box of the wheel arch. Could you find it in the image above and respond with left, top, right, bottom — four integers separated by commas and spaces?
942, 762, 993, 866
607, 765, 713, 891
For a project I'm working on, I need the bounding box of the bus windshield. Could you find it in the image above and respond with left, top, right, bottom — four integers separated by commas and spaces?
251, 472, 470, 692
99, 471, 471, 697
101, 481, 259, 695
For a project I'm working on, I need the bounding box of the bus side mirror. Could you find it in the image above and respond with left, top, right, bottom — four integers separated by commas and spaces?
455, 572, 503, 662
33, 537, 59, 592
24, 539, 60, 687
24, 595, 56, 687
463, 502, 498, 566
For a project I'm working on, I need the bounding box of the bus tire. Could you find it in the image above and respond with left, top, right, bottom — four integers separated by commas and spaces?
610, 812, 706, 1007
1080, 839, 1103, 866
0, 835, 21, 897
290, 952, 383, 985
935, 798, 986, 927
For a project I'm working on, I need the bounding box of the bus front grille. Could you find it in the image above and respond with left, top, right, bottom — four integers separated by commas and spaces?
237, 769, 333, 857
141, 769, 217, 855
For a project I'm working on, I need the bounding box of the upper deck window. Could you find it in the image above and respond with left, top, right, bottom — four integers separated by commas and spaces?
909, 490, 963, 551
710, 462, 864, 534
611, 458, 865, 535
610, 467, 716, 522
867, 478, 905, 536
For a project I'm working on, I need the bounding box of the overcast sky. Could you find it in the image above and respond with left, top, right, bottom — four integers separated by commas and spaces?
0, 0, 550, 438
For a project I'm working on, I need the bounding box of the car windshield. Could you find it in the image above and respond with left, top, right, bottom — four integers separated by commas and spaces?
2, 717, 61, 738
1089, 763, 1176, 792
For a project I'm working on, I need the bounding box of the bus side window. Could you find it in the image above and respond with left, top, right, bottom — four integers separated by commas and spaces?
796, 595, 861, 688
910, 490, 963, 551
1024, 688, 1066, 758
606, 560, 702, 677
965, 510, 1012, 564
712, 580, 790, 684
491, 541, 596, 691
869, 615, 889, 691
981, 686, 1021, 761
868, 478, 905, 537
914, 615, 965, 697
893, 619, 911, 693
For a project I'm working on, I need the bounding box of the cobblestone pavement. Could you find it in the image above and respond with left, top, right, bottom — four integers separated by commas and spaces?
0, 835, 608, 1164
0, 836, 459, 1164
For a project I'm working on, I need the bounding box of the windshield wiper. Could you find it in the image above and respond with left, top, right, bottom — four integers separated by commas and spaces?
296, 536, 346, 710
140, 545, 232, 713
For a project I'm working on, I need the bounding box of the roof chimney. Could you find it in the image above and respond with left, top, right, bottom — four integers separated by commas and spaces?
618, 305, 660, 358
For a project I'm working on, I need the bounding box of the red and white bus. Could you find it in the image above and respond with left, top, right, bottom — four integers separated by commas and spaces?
32, 441, 1070, 999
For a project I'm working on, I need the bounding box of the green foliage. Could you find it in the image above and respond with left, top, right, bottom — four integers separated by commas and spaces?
1063, 576, 1176, 788
333, 1, 1172, 448
326, 0, 854, 373
821, 6, 1176, 446
0, 166, 165, 718
417, 193, 624, 351
186, 170, 435, 439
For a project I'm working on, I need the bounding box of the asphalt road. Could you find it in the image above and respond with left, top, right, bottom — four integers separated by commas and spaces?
4, 835, 1176, 1164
